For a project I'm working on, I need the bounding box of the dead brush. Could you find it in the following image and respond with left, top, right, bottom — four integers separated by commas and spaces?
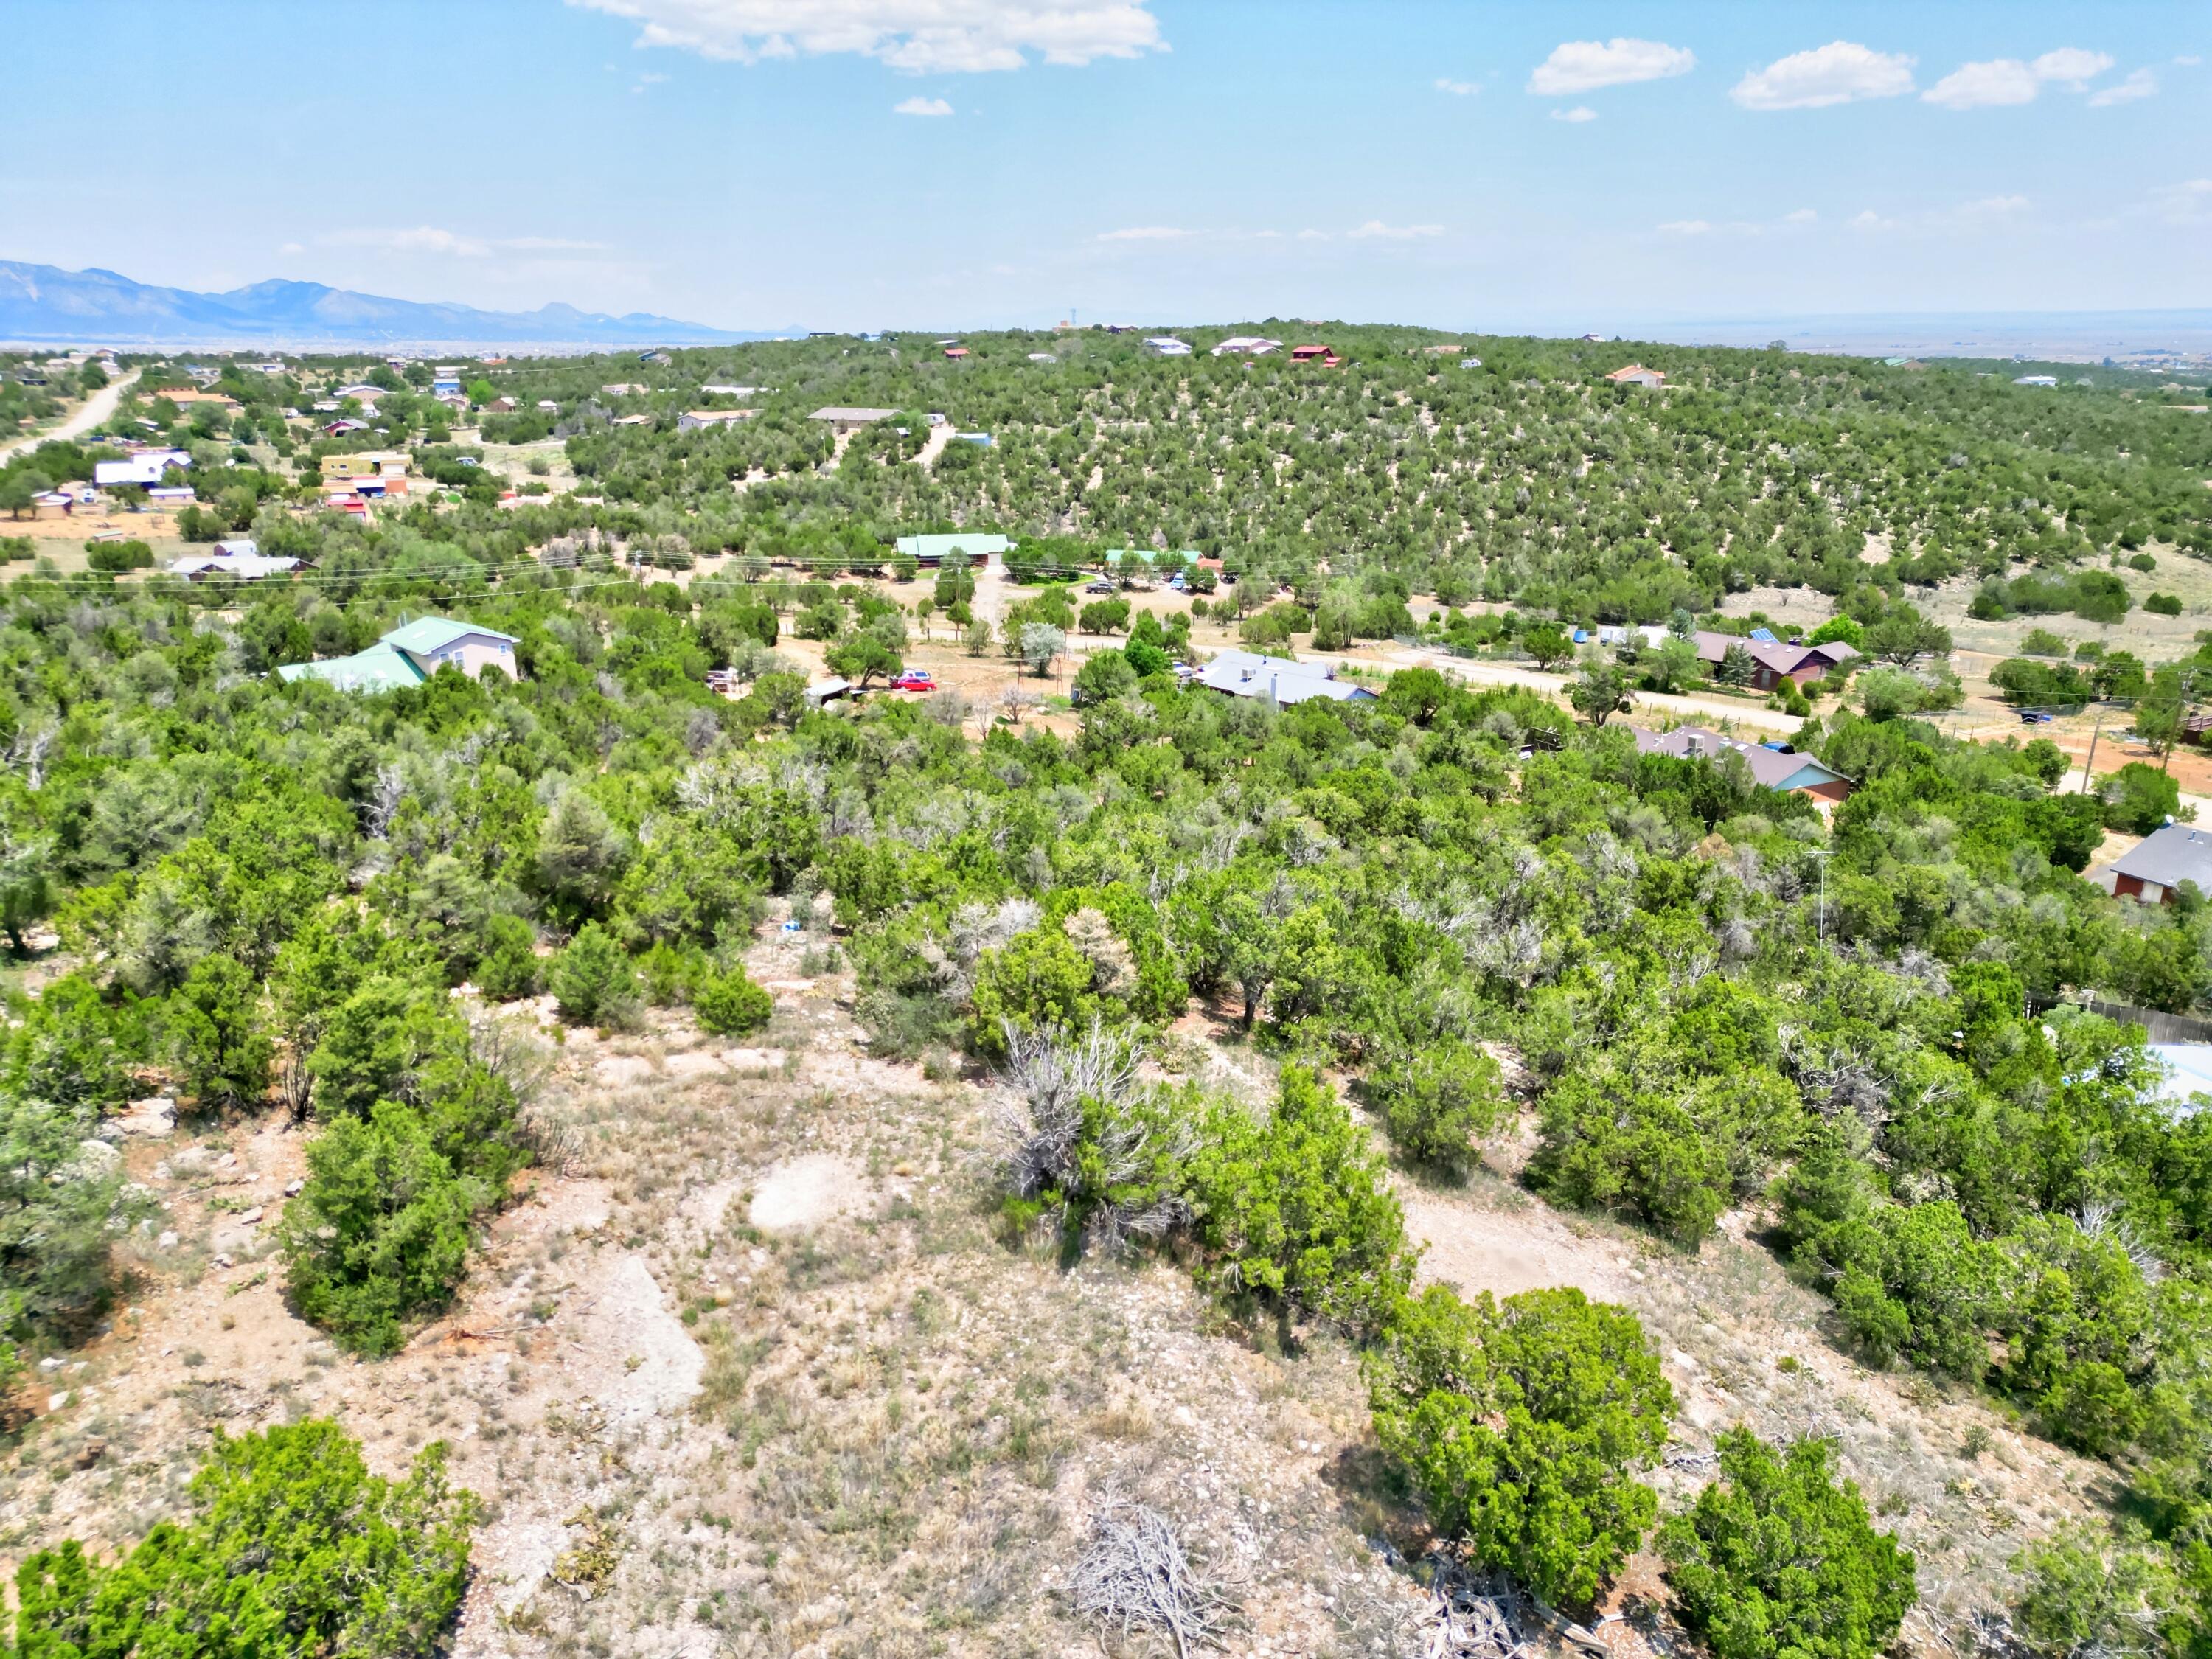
1071, 1495, 1236, 1658
992, 1020, 1195, 1253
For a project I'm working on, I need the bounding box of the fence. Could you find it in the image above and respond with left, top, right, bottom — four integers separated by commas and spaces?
2065, 995, 2212, 1045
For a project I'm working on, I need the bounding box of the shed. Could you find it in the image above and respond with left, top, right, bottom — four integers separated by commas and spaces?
2107, 824, 2212, 906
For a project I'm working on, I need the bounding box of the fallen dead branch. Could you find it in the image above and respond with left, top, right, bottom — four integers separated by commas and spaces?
1071, 1495, 1235, 1658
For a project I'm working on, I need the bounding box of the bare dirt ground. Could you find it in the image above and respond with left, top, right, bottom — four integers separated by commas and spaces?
1, 914, 2119, 1659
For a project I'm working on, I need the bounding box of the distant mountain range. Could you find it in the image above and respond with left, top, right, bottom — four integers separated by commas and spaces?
0, 260, 776, 348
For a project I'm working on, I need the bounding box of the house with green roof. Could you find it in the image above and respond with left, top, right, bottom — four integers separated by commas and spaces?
277, 615, 521, 693
892, 532, 1010, 568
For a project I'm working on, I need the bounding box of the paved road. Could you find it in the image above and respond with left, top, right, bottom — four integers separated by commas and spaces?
0, 368, 142, 465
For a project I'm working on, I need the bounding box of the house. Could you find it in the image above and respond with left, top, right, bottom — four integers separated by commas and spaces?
536, 400, 561, 412
324, 418, 370, 436
1213, 336, 1284, 358
2106, 824, 2212, 905
701, 384, 764, 396
1624, 725, 1854, 805
212, 538, 257, 557
435, 393, 470, 411
431, 378, 461, 397
1026, 353, 1057, 363
1196, 649, 1378, 706
1459, 356, 1484, 369
892, 532, 1012, 568
943, 347, 970, 360
1289, 344, 1340, 366
30, 492, 73, 519
953, 431, 992, 448
334, 383, 386, 402
805, 675, 853, 709
93, 449, 192, 487
2014, 375, 2059, 388
145, 486, 197, 507
1606, 364, 1666, 388
678, 408, 755, 432
810, 406, 897, 434
639, 350, 672, 365
169, 552, 305, 582
487, 397, 518, 414
1580, 333, 1610, 342
600, 383, 647, 397
1685, 631, 1858, 692
1425, 344, 1463, 355
320, 452, 410, 485
278, 616, 521, 692
613, 413, 653, 426
163, 388, 241, 409
1144, 337, 1192, 357
311, 399, 342, 413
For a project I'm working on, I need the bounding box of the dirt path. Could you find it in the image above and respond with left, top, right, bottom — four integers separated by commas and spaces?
0, 368, 141, 463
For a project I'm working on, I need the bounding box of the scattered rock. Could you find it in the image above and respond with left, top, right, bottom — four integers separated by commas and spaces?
70, 1138, 122, 1178
284, 1178, 303, 1197
73, 1438, 107, 1470
37, 1357, 61, 1373
157, 1230, 178, 1250
113, 1096, 178, 1138
46, 1391, 69, 1412
237, 1207, 265, 1226
214, 1253, 234, 1269
595, 1054, 654, 1086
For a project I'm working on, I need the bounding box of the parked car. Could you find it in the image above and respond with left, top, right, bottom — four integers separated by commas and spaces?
1085, 579, 1116, 594
889, 669, 936, 692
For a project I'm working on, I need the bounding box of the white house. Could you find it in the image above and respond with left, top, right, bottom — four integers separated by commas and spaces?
93, 449, 192, 487
1211, 336, 1282, 358
1144, 337, 1192, 357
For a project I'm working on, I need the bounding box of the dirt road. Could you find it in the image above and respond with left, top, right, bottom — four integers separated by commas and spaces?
1368, 641, 1804, 735
0, 368, 141, 464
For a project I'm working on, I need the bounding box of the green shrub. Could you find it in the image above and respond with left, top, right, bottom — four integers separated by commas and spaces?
1660, 1427, 1916, 1659
2146, 592, 2183, 616
1186, 1065, 1414, 1333
695, 966, 773, 1035
1366, 1040, 1506, 1170
306, 975, 464, 1121
2102, 762, 2181, 835
471, 913, 541, 1001
280, 1100, 485, 1356
1366, 1284, 1675, 1610
970, 928, 1097, 1057
548, 922, 639, 1026
1, 1094, 147, 1346
11, 1419, 478, 1655
164, 952, 272, 1109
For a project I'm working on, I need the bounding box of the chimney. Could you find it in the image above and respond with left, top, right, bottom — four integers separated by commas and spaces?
1685, 733, 1704, 758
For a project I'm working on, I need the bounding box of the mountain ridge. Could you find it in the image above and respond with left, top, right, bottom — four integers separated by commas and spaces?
0, 260, 778, 347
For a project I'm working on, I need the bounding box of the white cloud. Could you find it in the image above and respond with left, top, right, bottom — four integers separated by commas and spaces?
2031, 47, 2112, 84
1784, 208, 1818, 224
1924, 47, 2115, 108
1731, 41, 1915, 110
278, 242, 305, 256
2176, 54, 2203, 66
1922, 60, 2040, 108
568, 0, 1165, 72
1848, 195, 2030, 234
1528, 37, 1693, 94
2149, 178, 2212, 224
2089, 67, 2157, 105
1656, 220, 1711, 236
317, 226, 608, 258
893, 94, 953, 114
1346, 220, 1444, 240
1295, 228, 1331, 241
1096, 226, 1190, 240
1434, 77, 1480, 96
1550, 105, 1598, 123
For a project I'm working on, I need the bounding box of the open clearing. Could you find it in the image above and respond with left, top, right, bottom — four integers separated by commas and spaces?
0, 910, 2101, 1659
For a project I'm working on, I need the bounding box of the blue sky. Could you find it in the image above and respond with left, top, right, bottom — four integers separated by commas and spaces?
4, 1, 2206, 333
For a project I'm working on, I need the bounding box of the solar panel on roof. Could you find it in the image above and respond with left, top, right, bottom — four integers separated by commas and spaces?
1749, 627, 1778, 644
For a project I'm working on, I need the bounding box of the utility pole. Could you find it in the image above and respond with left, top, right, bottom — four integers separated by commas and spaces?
2080, 713, 2103, 796
1809, 848, 1834, 943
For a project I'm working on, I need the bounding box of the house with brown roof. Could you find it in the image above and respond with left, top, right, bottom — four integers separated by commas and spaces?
1605, 364, 1666, 388
1687, 631, 1858, 692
